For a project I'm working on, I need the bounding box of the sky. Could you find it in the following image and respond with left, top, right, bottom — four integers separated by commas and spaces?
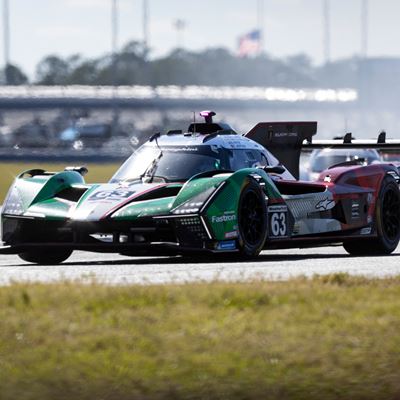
2, 0, 400, 79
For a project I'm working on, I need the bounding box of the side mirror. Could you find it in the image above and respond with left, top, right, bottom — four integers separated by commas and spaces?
65, 166, 88, 176
259, 165, 286, 175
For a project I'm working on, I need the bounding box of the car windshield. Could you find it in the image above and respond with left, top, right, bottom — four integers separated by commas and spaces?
312, 152, 380, 172
381, 152, 400, 162
110, 145, 224, 183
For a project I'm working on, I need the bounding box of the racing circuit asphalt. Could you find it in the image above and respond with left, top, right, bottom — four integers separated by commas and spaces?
1, 245, 399, 285
1, 203, 400, 285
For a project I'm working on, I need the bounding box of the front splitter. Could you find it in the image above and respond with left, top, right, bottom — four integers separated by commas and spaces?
0, 242, 238, 256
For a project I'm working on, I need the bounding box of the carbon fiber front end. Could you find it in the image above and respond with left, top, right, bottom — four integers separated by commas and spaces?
0, 214, 219, 255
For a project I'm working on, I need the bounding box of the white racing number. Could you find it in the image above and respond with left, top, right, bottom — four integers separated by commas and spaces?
268, 205, 288, 237
89, 189, 135, 202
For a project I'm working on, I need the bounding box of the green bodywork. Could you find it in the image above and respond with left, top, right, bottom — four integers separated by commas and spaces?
4, 170, 89, 220
113, 168, 282, 240
203, 169, 281, 240
113, 196, 176, 219
3, 167, 283, 242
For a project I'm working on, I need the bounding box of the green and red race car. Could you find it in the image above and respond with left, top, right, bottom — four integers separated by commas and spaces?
1, 111, 400, 264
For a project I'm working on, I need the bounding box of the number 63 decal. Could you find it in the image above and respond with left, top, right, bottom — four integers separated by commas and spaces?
89, 189, 135, 201
268, 205, 288, 237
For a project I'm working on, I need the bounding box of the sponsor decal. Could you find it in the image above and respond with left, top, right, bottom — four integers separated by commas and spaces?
168, 147, 199, 153
216, 240, 237, 251
268, 205, 288, 213
211, 211, 237, 224
225, 138, 251, 148
273, 132, 297, 138
315, 198, 335, 210
224, 230, 238, 239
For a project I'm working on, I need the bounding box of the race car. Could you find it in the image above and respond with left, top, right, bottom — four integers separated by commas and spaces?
1, 111, 400, 264
301, 147, 382, 181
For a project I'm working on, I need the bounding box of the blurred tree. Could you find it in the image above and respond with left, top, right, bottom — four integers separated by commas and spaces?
316, 57, 360, 88
67, 60, 99, 85
115, 41, 148, 84
30, 43, 364, 89
284, 54, 316, 87
36, 55, 70, 85
92, 41, 149, 85
0, 63, 28, 85
150, 49, 198, 86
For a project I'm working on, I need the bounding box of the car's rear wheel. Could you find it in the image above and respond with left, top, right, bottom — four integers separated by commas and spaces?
238, 179, 268, 258
343, 176, 400, 255
18, 249, 73, 265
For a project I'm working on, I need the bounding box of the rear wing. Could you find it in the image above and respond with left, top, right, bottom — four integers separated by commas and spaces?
245, 123, 400, 179
303, 131, 400, 149
245, 122, 317, 179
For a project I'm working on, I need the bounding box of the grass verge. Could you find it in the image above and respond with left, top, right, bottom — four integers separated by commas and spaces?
0, 162, 119, 202
1, 274, 400, 400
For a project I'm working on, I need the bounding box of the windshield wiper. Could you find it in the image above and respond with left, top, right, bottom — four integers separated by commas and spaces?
140, 133, 165, 183
141, 150, 164, 183
117, 154, 163, 185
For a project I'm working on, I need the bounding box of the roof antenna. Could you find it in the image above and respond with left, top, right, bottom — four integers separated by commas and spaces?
192, 111, 196, 136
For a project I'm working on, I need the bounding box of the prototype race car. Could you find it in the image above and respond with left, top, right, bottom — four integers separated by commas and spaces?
1, 111, 400, 264
302, 147, 381, 181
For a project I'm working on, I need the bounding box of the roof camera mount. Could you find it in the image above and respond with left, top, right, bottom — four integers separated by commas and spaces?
199, 110, 216, 124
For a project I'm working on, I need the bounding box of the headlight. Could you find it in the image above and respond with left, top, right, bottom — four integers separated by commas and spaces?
2, 186, 25, 216
172, 185, 218, 215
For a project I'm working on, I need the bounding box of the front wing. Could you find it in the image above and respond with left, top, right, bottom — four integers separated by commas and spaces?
0, 213, 239, 255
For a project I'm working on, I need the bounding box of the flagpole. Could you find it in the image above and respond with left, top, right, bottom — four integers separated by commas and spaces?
257, 0, 264, 54
323, 0, 331, 64
361, 0, 368, 58
143, 0, 149, 55
3, 0, 10, 81
174, 19, 186, 49
111, 0, 119, 135
111, 0, 118, 84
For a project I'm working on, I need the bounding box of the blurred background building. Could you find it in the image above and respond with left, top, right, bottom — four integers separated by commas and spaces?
1, 0, 400, 158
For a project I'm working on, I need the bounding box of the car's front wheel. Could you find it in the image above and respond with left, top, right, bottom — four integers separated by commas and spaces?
343, 175, 400, 255
18, 249, 73, 265
237, 179, 268, 258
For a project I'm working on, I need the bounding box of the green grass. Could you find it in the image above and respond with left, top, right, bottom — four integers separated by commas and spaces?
1, 274, 400, 400
0, 162, 119, 202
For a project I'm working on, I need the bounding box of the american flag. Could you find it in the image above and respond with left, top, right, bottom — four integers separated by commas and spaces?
238, 30, 262, 57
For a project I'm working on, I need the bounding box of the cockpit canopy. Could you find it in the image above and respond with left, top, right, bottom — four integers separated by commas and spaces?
110, 143, 273, 183
110, 110, 295, 183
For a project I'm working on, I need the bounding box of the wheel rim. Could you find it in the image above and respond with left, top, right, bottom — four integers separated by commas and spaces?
239, 190, 264, 246
382, 187, 400, 241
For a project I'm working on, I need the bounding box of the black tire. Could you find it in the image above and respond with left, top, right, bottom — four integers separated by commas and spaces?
237, 179, 268, 258
344, 176, 400, 255
18, 249, 72, 265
